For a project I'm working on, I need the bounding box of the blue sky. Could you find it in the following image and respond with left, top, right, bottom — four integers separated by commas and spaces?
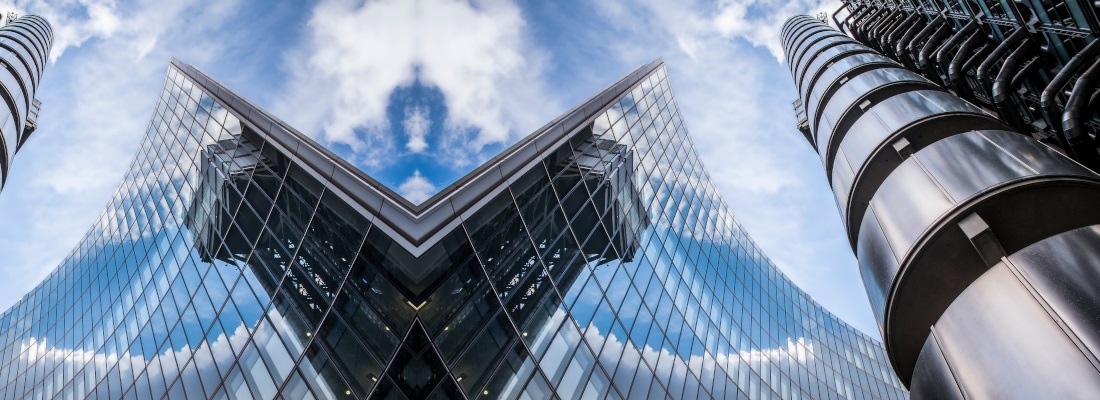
0, 0, 881, 336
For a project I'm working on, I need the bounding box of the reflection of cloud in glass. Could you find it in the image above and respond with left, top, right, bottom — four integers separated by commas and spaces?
16, 308, 340, 400
489, 298, 819, 399
1, 39, 905, 400
584, 323, 817, 398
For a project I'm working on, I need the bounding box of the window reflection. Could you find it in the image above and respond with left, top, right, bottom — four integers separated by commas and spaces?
0, 63, 905, 400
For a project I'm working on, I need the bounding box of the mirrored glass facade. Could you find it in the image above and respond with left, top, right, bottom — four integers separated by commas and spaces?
0, 58, 905, 399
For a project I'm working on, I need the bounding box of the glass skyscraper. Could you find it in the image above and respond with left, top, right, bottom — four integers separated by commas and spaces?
0, 56, 905, 399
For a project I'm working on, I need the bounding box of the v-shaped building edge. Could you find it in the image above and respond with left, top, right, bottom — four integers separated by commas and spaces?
0, 53, 907, 400
172, 58, 665, 257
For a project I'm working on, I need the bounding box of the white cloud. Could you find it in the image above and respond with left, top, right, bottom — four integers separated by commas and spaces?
499, 303, 855, 399
275, 0, 558, 169
397, 170, 436, 204
403, 105, 430, 153
587, 0, 878, 336
0, 0, 877, 343
12, 307, 334, 399
712, 0, 842, 61
0, 0, 248, 312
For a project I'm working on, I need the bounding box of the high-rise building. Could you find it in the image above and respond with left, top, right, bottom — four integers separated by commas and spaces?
0, 14, 51, 191
0, 57, 907, 399
785, 11, 1100, 398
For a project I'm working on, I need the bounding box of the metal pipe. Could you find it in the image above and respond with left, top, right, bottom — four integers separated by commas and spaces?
977, 28, 1029, 99
918, 22, 955, 82
871, 10, 906, 49
935, 20, 979, 79
851, 7, 876, 40
992, 38, 1038, 131
865, 8, 891, 37
896, 18, 928, 62
871, 10, 904, 49
962, 44, 992, 74
1063, 58, 1100, 169
905, 15, 946, 68
865, 7, 895, 40
857, 8, 891, 41
845, 5, 873, 36
958, 44, 994, 103
832, 3, 850, 31
948, 31, 985, 91
1041, 39, 1100, 151
1010, 55, 1042, 88
884, 13, 921, 56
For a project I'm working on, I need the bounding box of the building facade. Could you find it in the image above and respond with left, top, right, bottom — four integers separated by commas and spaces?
0, 58, 906, 399
0, 14, 51, 191
785, 10, 1100, 398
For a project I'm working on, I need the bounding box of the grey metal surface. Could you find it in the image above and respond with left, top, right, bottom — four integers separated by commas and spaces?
0, 15, 51, 189
784, 15, 1100, 394
795, 40, 862, 88
927, 258, 1100, 398
908, 334, 963, 400
803, 57, 896, 133
807, 66, 927, 130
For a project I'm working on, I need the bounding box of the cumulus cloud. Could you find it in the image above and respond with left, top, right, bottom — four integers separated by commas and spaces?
275, 0, 558, 169
13, 308, 329, 399
0, 0, 250, 311
397, 170, 436, 204
713, 0, 842, 60
587, 0, 877, 335
500, 305, 850, 399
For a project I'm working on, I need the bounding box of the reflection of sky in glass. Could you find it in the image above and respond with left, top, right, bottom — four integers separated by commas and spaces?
0, 61, 905, 399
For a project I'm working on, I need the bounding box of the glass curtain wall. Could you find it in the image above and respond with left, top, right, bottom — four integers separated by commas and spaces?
0, 60, 905, 399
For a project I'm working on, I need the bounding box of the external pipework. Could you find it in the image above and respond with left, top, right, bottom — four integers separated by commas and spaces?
934, 20, 978, 83
866, 7, 895, 40
895, 17, 927, 59
992, 37, 1038, 132
844, 5, 872, 35
871, 9, 904, 49
976, 28, 1028, 100
855, 7, 888, 42
1009, 50, 1042, 88
832, 4, 850, 33
1062, 58, 1100, 169
884, 13, 920, 56
947, 32, 985, 93
916, 22, 953, 83
905, 15, 945, 69
875, 10, 906, 50
1041, 39, 1100, 153
784, 14, 1100, 398
849, 8, 873, 39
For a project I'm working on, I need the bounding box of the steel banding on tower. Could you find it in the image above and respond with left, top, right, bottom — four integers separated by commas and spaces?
785, 10, 1100, 399
0, 14, 51, 190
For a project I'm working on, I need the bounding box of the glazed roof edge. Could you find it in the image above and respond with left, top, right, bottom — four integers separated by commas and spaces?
170, 57, 665, 256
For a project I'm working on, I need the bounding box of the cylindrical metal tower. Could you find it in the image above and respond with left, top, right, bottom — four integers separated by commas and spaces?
0, 14, 51, 189
785, 14, 1100, 398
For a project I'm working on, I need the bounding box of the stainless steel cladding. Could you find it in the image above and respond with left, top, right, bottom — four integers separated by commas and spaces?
784, 12, 1100, 398
0, 15, 51, 189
